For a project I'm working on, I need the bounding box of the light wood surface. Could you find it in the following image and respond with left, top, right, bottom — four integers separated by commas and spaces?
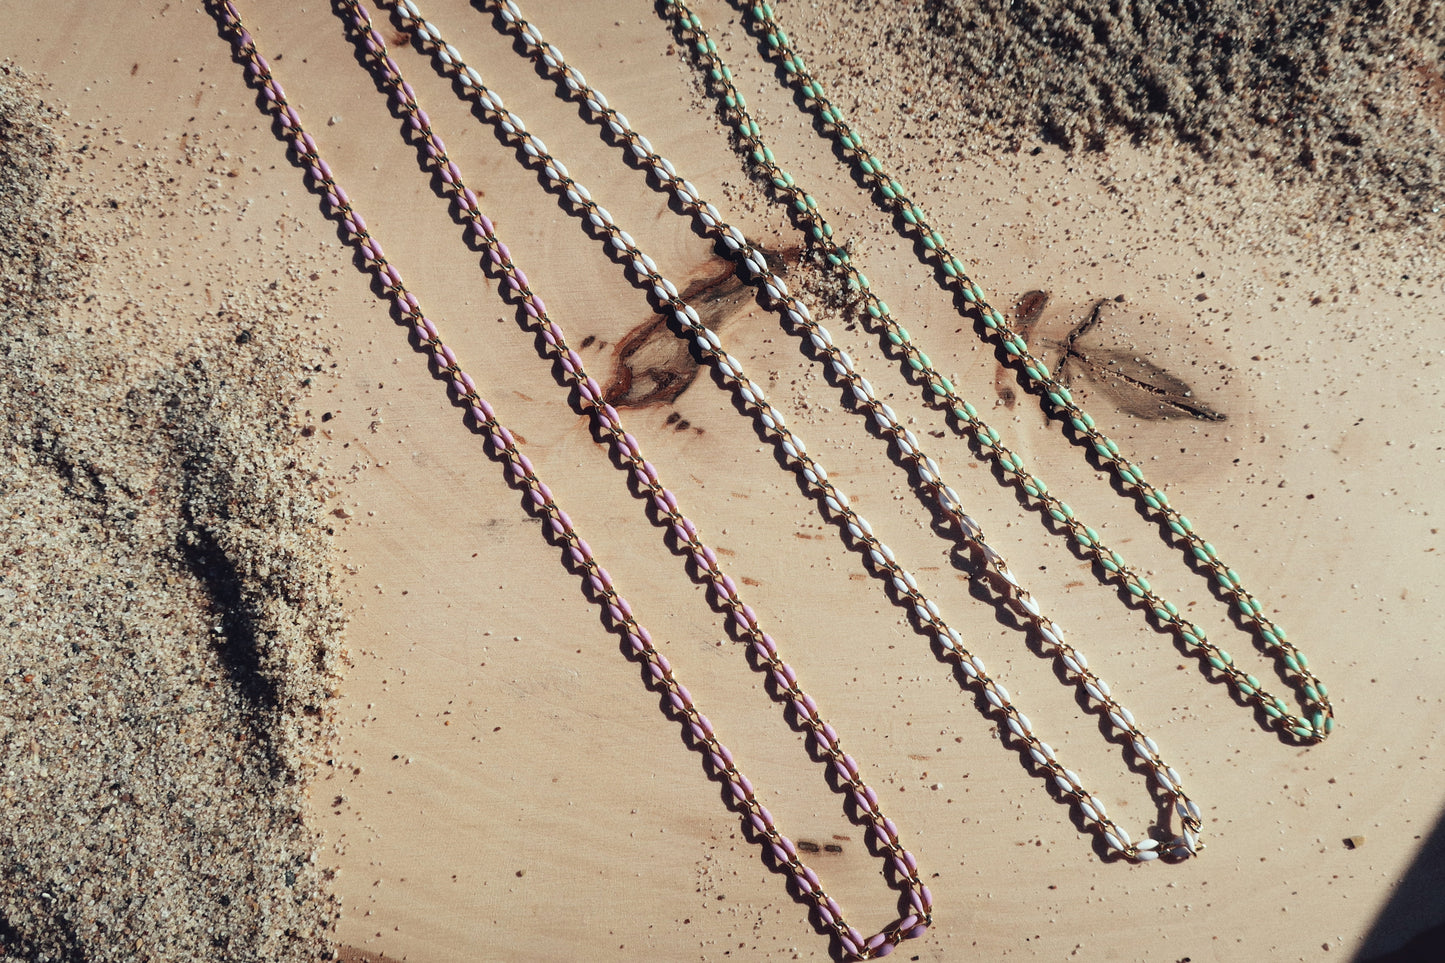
6, 0, 1444, 960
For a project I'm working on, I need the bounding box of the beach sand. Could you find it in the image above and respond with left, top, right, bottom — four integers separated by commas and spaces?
2, 1, 1443, 960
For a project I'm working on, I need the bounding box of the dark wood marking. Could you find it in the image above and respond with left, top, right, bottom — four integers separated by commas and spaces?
995, 290, 1049, 408
602, 242, 803, 409
997, 291, 1226, 422
580, 334, 596, 349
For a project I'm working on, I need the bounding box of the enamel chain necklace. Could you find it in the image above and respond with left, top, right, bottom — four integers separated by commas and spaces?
381, 0, 1200, 862
390, 0, 1333, 856
211, 1, 930, 958
658, 0, 1334, 746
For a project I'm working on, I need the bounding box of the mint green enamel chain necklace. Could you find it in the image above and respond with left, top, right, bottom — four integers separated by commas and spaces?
658, 0, 1333, 747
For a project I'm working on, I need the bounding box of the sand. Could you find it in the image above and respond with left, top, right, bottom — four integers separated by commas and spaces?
2, 0, 1443, 960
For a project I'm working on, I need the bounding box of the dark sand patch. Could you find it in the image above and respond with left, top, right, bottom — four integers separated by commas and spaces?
819, 0, 1443, 228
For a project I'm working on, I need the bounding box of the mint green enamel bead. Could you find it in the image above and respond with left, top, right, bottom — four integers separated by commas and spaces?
1303, 684, 1319, 703
962, 286, 977, 303
1263, 703, 1283, 719
1238, 680, 1255, 696
916, 350, 930, 367
1101, 556, 1120, 573
885, 328, 901, 344
1284, 655, 1300, 672
1135, 576, 1151, 594
1315, 681, 1328, 698
902, 208, 918, 224
1291, 724, 1313, 739
889, 179, 905, 196
1324, 716, 1335, 734
875, 299, 889, 316
1310, 710, 1325, 732
1245, 674, 1261, 690
930, 380, 950, 397
938, 377, 954, 394
971, 283, 985, 301
1118, 467, 1137, 485
1095, 442, 1113, 460
907, 356, 923, 372
943, 260, 958, 277
1237, 598, 1255, 617
1207, 654, 1228, 671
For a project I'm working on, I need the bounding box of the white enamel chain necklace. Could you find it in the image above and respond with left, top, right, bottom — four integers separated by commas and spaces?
210, 1, 930, 958
375, 0, 1208, 856
379, 0, 1201, 862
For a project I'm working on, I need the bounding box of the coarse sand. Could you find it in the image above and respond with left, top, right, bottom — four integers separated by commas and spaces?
847, 0, 1443, 229
0, 66, 342, 961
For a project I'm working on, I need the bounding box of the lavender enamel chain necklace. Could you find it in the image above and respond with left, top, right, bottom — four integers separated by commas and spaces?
211, 1, 929, 958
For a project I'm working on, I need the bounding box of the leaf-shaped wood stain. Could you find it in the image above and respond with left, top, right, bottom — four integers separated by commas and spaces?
1000, 291, 1226, 423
